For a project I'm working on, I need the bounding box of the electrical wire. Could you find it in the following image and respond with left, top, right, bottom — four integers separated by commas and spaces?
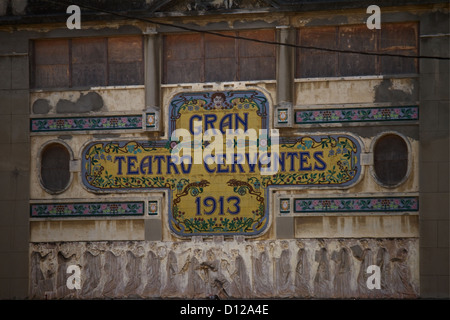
43, 0, 449, 60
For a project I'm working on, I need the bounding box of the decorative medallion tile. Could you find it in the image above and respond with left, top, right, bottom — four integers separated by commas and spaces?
277, 108, 289, 124
280, 198, 291, 214
148, 200, 158, 215
146, 113, 156, 128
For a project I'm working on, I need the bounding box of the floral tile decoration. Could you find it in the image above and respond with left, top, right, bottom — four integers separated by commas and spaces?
30, 201, 145, 217
294, 196, 418, 213
31, 115, 143, 132
295, 106, 418, 124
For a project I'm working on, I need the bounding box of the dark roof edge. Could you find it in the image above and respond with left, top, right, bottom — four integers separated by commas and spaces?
0, 0, 448, 26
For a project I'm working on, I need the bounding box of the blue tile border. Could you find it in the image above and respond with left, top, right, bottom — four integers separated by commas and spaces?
294, 196, 418, 213
30, 201, 145, 217
295, 106, 418, 125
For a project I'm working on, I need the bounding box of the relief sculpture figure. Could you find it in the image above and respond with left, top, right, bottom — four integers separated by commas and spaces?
276, 241, 293, 297
161, 244, 180, 298
81, 243, 102, 299
102, 248, 123, 298
29, 246, 54, 299
332, 240, 353, 298
351, 239, 373, 298
56, 249, 76, 299
294, 241, 311, 298
251, 242, 274, 298
391, 246, 417, 298
200, 248, 229, 298
142, 246, 164, 297
375, 239, 392, 297
182, 248, 205, 298
313, 239, 331, 298
123, 245, 144, 297
226, 249, 251, 298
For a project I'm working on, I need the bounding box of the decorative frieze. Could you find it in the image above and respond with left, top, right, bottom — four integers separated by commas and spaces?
292, 196, 418, 214
29, 239, 419, 299
30, 201, 145, 217
295, 106, 418, 125
30, 115, 143, 133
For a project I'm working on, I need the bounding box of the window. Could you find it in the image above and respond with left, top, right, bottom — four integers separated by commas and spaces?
163, 30, 276, 84
32, 36, 144, 89
33, 39, 70, 88
40, 143, 71, 193
296, 22, 418, 78
373, 134, 409, 187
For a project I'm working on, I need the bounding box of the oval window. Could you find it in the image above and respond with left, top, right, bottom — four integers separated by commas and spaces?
374, 134, 408, 187
40, 143, 71, 193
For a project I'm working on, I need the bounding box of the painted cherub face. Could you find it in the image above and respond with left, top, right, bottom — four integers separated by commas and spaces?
212, 94, 225, 108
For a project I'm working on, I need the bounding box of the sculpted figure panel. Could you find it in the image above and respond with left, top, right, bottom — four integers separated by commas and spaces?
294, 241, 311, 297
28, 238, 418, 299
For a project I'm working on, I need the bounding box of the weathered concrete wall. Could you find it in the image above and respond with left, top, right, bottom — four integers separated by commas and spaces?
31, 87, 145, 115
418, 9, 450, 298
294, 77, 418, 105
30, 220, 146, 243
293, 215, 419, 238
0, 47, 29, 298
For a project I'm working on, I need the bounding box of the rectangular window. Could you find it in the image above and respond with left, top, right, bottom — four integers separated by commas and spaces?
164, 33, 204, 84
108, 36, 145, 86
297, 26, 338, 78
379, 23, 418, 74
31, 36, 144, 89
71, 38, 108, 87
296, 22, 418, 78
204, 32, 236, 82
33, 39, 70, 88
163, 30, 276, 84
339, 25, 378, 76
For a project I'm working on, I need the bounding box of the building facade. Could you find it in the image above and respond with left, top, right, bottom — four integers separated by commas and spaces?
0, 0, 448, 299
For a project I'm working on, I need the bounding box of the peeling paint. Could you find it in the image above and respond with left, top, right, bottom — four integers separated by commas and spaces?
374, 78, 417, 103
32, 98, 51, 114
56, 92, 104, 114
30, 87, 145, 114
305, 15, 349, 26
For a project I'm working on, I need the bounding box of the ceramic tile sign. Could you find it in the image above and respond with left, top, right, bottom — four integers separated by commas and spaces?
81, 90, 362, 237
